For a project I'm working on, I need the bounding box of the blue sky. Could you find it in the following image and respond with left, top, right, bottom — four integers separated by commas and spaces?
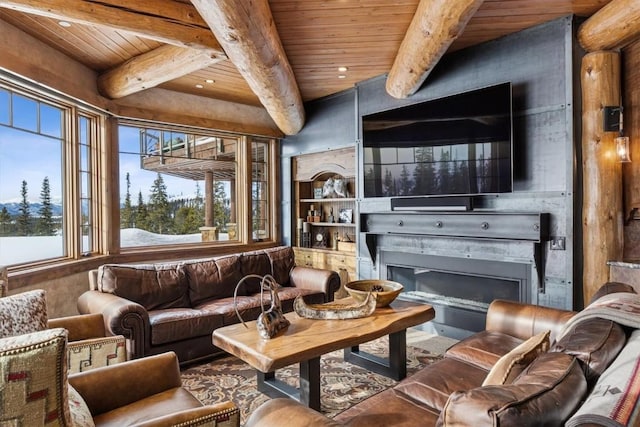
1, 88, 229, 206
0, 129, 62, 203
118, 126, 203, 202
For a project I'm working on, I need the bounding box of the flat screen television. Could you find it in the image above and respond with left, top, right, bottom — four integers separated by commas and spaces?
362, 83, 513, 199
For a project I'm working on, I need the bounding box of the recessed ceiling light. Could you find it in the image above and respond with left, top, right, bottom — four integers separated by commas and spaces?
195, 84, 204, 89
338, 66, 348, 72
338, 75, 347, 79
58, 21, 72, 27
205, 79, 215, 84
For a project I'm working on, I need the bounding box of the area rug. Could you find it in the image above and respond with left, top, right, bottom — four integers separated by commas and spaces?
181, 334, 447, 425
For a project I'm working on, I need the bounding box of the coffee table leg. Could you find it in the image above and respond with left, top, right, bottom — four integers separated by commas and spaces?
344, 329, 407, 380
300, 357, 321, 410
255, 357, 321, 411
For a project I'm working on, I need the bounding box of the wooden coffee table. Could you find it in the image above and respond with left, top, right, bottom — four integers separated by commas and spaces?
212, 299, 434, 411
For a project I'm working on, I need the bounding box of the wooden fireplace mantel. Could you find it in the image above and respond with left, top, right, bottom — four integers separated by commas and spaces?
360, 211, 550, 293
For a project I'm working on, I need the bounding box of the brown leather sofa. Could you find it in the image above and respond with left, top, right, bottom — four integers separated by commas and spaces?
78, 246, 340, 364
245, 282, 637, 427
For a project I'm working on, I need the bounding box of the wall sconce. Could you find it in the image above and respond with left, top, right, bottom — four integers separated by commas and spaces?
604, 106, 631, 163
616, 135, 631, 163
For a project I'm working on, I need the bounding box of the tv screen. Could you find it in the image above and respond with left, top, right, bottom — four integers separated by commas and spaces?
362, 83, 513, 198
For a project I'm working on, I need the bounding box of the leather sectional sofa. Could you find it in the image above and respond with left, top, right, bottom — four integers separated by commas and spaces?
246, 282, 639, 426
78, 246, 340, 364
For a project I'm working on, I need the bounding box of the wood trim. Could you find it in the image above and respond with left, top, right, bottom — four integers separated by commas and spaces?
110, 87, 282, 138
581, 51, 624, 304
0, 18, 108, 109
386, 0, 485, 99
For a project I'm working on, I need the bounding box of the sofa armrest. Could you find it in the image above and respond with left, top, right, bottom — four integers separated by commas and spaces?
77, 290, 150, 358
134, 402, 240, 427
69, 352, 182, 415
289, 266, 341, 302
47, 313, 106, 341
245, 398, 343, 427
485, 299, 576, 343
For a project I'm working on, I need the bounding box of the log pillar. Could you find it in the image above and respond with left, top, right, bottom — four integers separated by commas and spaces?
204, 170, 214, 227
581, 51, 624, 304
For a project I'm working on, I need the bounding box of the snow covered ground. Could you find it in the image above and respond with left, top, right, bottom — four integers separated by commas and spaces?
0, 228, 228, 266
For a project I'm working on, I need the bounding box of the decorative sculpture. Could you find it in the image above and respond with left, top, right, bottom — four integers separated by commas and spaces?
234, 274, 290, 339
293, 292, 376, 320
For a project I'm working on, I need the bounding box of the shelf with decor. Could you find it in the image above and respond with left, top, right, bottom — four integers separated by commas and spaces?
292, 147, 357, 297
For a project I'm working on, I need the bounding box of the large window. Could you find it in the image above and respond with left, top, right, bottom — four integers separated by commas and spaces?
251, 138, 270, 241
0, 77, 277, 269
0, 82, 99, 266
118, 124, 244, 247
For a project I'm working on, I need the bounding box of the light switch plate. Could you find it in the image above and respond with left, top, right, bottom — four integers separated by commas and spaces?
550, 237, 566, 251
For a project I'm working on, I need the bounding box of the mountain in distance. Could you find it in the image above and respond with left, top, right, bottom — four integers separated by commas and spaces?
0, 202, 63, 217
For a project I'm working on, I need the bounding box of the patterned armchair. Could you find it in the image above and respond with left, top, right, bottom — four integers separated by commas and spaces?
0, 328, 240, 426
0, 289, 126, 373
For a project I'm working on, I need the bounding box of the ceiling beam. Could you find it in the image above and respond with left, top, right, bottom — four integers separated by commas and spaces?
578, 0, 640, 51
98, 45, 223, 99
0, 0, 225, 51
386, 0, 484, 99
191, 0, 305, 135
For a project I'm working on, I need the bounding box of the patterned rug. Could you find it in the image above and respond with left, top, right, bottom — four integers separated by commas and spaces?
181, 335, 445, 425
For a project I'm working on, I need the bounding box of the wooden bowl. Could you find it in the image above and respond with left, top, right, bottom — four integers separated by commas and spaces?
344, 280, 404, 307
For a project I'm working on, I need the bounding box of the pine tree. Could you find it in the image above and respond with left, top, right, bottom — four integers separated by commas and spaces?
37, 176, 55, 235
213, 180, 228, 229
399, 165, 412, 196
383, 168, 394, 197
0, 207, 11, 236
17, 180, 31, 236
121, 172, 134, 228
147, 174, 172, 234
437, 149, 452, 194
174, 206, 201, 234
135, 190, 148, 230
413, 147, 436, 196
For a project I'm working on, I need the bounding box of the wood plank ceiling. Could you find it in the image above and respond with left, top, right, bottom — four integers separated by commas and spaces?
0, 0, 614, 132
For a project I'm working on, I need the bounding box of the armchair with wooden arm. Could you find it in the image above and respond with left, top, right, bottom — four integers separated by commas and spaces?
1, 289, 126, 373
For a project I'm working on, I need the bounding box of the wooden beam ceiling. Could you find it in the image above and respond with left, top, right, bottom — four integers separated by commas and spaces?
0, 0, 222, 50
98, 45, 222, 99
0, 0, 229, 101
386, 0, 485, 99
191, 0, 305, 135
578, 0, 640, 51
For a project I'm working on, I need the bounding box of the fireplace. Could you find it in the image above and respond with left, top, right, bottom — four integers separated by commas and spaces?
381, 251, 532, 340
361, 210, 550, 339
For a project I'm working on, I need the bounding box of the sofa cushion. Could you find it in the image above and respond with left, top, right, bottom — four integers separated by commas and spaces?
335, 388, 441, 427
98, 264, 189, 310
183, 258, 228, 305
213, 254, 244, 296
196, 288, 325, 326
148, 308, 224, 345
393, 357, 488, 414
565, 328, 640, 427
0, 289, 48, 338
0, 328, 71, 426
437, 352, 587, 427
551, 317, 626, 387
264, 246, 295, 286
482, 329, 550, 386
238, 250, 272, 294
445, 330, 524, 371
68, 384, 95, 427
